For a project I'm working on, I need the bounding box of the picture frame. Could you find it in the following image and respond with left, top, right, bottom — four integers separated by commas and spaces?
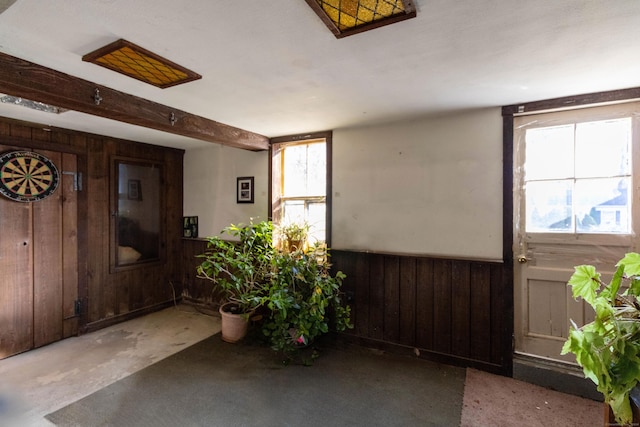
183, 216, 198, 238
237, 176, 254, 203
127, 179, 142, 200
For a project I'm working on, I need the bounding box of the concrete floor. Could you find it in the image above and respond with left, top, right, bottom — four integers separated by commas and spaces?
0, 305, 220, 426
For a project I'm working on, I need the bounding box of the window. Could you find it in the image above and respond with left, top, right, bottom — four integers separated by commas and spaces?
270, 132, 332, 246
522, 117, 631, 234
111, 158, 164, 270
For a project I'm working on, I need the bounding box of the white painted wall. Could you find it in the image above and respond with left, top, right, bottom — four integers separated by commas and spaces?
332, 108, 503, 260
183, 107, 503, 260
183, 144, 269, 238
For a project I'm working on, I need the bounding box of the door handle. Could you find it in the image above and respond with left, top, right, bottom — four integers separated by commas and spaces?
517, 255, 528, 263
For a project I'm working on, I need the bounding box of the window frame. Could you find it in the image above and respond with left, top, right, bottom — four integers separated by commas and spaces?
110, 156, 166, 272
269, 131, 333, 247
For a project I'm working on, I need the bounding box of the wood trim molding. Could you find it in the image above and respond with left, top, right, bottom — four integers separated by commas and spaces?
502, 86, 640, 116
0, 52, 269, 151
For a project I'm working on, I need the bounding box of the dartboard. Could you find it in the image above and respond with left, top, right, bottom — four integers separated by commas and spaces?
0, 151, 60, 202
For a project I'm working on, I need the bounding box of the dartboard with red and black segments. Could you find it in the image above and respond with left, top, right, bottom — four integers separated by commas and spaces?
0, 151, 59, 202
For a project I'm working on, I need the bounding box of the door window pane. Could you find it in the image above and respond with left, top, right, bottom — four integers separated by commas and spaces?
524, 117, 632, 234
526, 180, 573, 232
575, 118, 631, 178
575, 178, 629, 233
525, 125, 574, 180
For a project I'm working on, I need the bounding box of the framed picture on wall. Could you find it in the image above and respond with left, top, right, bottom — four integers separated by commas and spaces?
183, 216, 198, 238
237, 176, 254, 203
127, 179, 142, 200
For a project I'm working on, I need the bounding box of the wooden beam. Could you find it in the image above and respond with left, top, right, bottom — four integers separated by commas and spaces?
0, 52, 269, 151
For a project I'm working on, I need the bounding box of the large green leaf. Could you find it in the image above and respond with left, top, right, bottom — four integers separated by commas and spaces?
568, 265, 600, 306
618, 252, 640, 277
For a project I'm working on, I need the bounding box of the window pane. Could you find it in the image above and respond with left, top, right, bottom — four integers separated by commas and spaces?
525, 180, 572, 232
283, 145, 308, 197
308, 202, 326, 243
525, 125, 574, 180
575, 178, 629, 233
116, 161, 161, 265
282, 200, 305, 224
307, 143, 326, 196
575, 118, 631, 178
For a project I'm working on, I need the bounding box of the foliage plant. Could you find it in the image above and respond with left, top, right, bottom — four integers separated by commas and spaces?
196, 219, 352, 358
262, 242, 352, 357
196, 220, 275, 315
275, 221, 311, 253
562, 253, 640, 426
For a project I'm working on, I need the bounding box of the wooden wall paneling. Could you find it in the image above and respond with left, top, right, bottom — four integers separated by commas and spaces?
61, 152, 79, 338
368, 254, 385, 340
469, 263, 492, 362
33, 149, 63, 348
0, 144, 33, 358
383, 255, 400, 343
398, 257, 417, 347
181, 239, 215, 303
86, 136, 109, 322
433, 259, 452, 354
451, 260, 471, 358
352, 251, 370, 337
415, 257, 434, 350
490, 264, 507, 366
9, 122, 33, 139
164, 150, 184, 300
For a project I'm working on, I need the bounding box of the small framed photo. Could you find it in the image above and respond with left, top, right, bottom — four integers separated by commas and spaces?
237, 176, 254, 204
127, 179, 142, 200
183, 216, 198, 238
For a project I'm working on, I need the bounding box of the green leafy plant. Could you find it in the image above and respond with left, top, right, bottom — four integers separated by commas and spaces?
262, 242, 352, 358
196, 220, 275, 314
562, 252, 640, 426
275, 221, 311, 253
196, 219, 352, 359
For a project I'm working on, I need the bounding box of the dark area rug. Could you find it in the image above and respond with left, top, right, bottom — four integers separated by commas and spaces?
46, 334, 465, 426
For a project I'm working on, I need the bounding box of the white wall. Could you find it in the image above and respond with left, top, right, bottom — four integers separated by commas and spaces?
183, 107, 503, 260
331, 108, 503, 260
183, 144, 269, 238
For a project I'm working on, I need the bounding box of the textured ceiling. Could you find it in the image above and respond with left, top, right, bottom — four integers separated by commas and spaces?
1, 0, 640, 150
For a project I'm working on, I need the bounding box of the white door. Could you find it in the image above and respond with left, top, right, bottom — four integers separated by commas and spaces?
514, 102, 640, 362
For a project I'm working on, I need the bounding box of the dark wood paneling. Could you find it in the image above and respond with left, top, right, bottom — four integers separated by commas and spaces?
368, 254, 385, 341
415, 258, 434, 350
451, 260, 470, 358
383, 256, 400, 343
329, 250, 511, 375
398, 257, 416, 347
33, 149, 63, 348
0, 116, 185, 343
0, 142, 33, 358
433, 259, 452, 354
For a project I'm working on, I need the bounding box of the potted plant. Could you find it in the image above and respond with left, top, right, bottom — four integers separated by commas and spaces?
197, 220, 275, 343
275, 221, 310, 254
262, 240, 352, 360
562, 252, 640, 426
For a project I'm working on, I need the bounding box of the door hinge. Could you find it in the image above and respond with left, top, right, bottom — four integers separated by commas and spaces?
62, 171, 83, 191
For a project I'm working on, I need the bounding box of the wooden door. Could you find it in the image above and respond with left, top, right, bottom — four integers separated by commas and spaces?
513, 104, 640, 363
0, 146, 78, 359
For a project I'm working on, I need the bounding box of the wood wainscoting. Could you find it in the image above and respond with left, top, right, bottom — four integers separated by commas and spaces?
331, 250, 513, 376
180, 238, 513, 375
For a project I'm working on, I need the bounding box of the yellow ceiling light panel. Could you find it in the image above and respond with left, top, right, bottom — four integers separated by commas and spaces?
306, 0, 416, 38
83, 39, 201, 89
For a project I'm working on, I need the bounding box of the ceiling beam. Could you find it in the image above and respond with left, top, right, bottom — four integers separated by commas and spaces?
0, 52, 269, 151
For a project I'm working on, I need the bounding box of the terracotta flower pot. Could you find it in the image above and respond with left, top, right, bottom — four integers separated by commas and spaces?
219, 302, 253, 343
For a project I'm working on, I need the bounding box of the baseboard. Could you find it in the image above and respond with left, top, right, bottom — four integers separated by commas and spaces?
513, 353, 601, 401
